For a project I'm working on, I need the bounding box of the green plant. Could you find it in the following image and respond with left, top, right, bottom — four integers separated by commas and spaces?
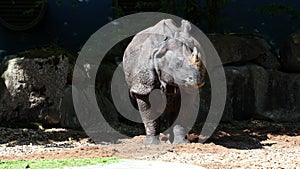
112, 0, 229, 32
204, 0, 228, 32
22, 0, 47, 16
55, 0, 79, 7
0, 158, 119, 169
256, 3, 300, 30
256, 3, 300, 20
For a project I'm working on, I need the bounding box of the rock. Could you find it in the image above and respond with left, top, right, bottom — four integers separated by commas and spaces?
71, 84, 120, 140
253, 69, 300, 122
0, 70, 6, 101
16, 45, 76, 84
199, 64, 300, 122
223, 65, 255, 121
252, 38, 280, 70
0, 54, 68, 125
60, 85, 82, 129
279, 32, 300, 72
96, 61, 117, 99
248, 65, 269, 117
207, 34, 274, 65
95, 87, 119, 123
0, 50, 6, 62
253, 51, 280, 70
69, 59, 119, 131
105, 37, 132, 64
199, 64, 256, 122
95, 61, 120, 123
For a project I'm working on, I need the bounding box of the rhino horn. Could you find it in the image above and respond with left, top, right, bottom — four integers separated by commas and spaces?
189, 47, 202, 68
192, 47, 198, 59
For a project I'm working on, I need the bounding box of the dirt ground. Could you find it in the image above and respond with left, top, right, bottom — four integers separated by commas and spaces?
1, 120, 300, 168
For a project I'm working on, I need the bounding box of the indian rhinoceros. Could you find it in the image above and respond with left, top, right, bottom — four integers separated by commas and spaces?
123, 19, 206, 145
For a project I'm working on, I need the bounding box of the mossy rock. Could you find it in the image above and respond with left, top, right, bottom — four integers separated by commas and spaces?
16, 44, 77, 84
16, 45, 75, 60
96, 60, 118, 97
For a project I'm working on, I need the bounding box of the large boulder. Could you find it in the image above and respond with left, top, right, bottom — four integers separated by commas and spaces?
223, 65, 255, 121
66, 60, 120, 129
253, 68, 300, 122
0, 50, 69, 125
199, 64, 256, 122
279, 32, 300, 72
199, 64, 300, 123
208, 34, 279, 68
0, 50, 6, 62
60, 85, 81, 129
60, 84, 119, 129
95, 61, 120, 123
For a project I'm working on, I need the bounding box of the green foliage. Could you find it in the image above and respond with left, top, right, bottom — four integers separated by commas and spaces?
0, 158, 119, 169
256, 3, 300, 20
71, 1, 79, 7
16, 44, 77, 84
135, 1, 160, 9
22, 0, 46, 16
112, 0, 229, 32
16, 44, 76, 63
205, 0, 228, 32
55, 0, 79, 7
112, 6, 125, 19
56, 0, 63, 6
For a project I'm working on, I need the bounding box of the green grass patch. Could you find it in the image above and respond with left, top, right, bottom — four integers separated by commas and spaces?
0, 157, 119, 169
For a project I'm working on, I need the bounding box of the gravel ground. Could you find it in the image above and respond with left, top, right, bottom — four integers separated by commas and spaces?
70, 160, 206, 169
1, 120, 300, 169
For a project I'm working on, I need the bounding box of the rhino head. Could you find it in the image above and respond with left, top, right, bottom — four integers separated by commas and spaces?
154, 37, 206, 89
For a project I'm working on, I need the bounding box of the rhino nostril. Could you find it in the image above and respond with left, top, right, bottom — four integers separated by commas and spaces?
188, 77, 193, 80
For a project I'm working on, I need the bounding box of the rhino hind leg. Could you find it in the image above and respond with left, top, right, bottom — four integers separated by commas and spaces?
135, 94, 160, 145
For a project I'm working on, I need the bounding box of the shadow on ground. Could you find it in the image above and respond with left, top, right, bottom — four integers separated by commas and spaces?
0, 126, 88, 146
1, 120, 300, 149
190, 120, 300, 149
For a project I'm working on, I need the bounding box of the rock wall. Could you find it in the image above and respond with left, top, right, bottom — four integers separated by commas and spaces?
279, 32, 300, 72
0, 55, 68, 124
199, 33, 300, 122
0, 32, 299, 130
0, 46, 119, 129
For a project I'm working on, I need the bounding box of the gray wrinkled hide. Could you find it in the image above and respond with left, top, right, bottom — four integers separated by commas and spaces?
0, 55, 68, 124
123, 19, 205, 95
123, 19, 205, 144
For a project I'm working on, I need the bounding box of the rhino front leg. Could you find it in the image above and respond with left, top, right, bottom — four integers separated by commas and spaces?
135, 94, 160, 145
173, 89, 199, 144
173, 125, 189, 144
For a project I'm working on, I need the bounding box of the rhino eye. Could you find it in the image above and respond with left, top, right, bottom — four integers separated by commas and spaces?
175, 61, 183, 69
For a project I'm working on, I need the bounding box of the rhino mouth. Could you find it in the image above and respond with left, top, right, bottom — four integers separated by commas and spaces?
189, 82, 205, 88
164, 83, 203, 94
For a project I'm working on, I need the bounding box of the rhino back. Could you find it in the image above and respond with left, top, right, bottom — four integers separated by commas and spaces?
122, 19, 204, 95
123, 32, 167, 95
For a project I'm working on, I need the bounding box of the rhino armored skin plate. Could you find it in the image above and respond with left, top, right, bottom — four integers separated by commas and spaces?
123, 19, 206, 145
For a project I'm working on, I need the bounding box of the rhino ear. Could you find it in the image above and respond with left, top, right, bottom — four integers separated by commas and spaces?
182, 44, 191, 57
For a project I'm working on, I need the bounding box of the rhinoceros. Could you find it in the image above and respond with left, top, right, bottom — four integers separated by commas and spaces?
123, 19, 206, 145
